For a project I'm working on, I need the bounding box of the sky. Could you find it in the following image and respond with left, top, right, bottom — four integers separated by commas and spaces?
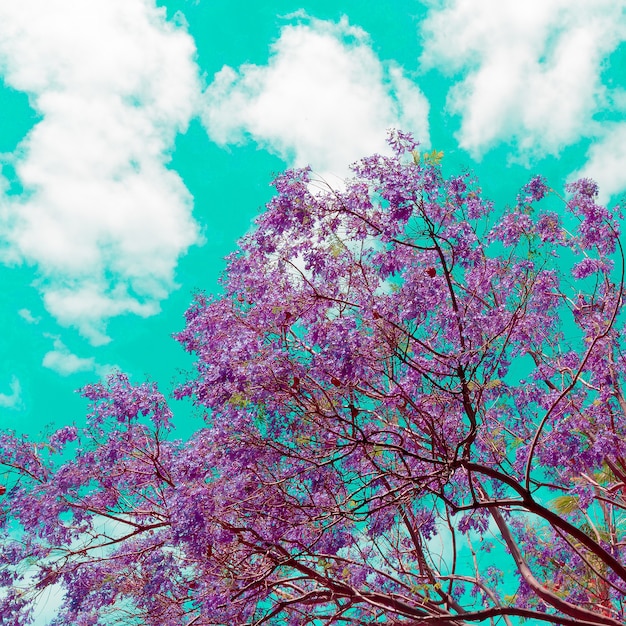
0, 0, 625, 446
0, 1, 624, 623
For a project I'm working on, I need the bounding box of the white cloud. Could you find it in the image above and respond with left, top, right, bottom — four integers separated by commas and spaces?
420, 0, 626, 158
18, 308, 40, 324
42, 337, 116, 378
201, 15, 430, 177
571, 123, 626, 204
0, 0, 202, 344
0, 375, 22, 409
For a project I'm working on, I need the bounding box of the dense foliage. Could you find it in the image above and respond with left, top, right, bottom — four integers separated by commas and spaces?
2, 132, 626, 625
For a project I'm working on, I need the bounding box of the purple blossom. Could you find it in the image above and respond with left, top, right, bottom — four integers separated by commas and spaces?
566, 177, 599, 198
519, 175, 549, 204
489, 211, 534, 246
572, 257, 613, 278
536, 211, 564, 243
386, 128, 419, 155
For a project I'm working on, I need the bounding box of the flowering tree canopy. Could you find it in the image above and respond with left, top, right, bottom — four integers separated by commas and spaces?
2, 132, 626, 625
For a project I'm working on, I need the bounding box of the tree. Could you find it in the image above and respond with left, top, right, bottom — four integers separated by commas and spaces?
2, 131, 626, 625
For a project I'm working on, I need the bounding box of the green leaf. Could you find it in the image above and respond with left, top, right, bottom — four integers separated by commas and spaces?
551, 495, 579, 514
229, 392, 249, 408
485, 379, 502, 389
424, 149, 444, 165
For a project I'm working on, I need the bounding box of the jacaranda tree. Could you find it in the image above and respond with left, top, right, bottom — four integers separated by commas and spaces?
2, 131, 626, 625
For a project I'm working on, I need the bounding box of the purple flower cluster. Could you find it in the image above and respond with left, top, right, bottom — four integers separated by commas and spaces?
519, 175, 550, 204
1, 134, 625, 624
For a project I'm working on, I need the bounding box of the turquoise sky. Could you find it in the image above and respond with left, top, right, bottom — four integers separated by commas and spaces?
0, 0, 625, 445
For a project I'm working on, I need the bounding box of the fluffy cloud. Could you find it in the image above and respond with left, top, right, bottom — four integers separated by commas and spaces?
420, 0, 626, 159
0, 0, 201, 344
42, 337, 116, 378
18, 308, 40, 324
572, 123, 626, 204
0, 375, 22, 409
201, 15, 430, 177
